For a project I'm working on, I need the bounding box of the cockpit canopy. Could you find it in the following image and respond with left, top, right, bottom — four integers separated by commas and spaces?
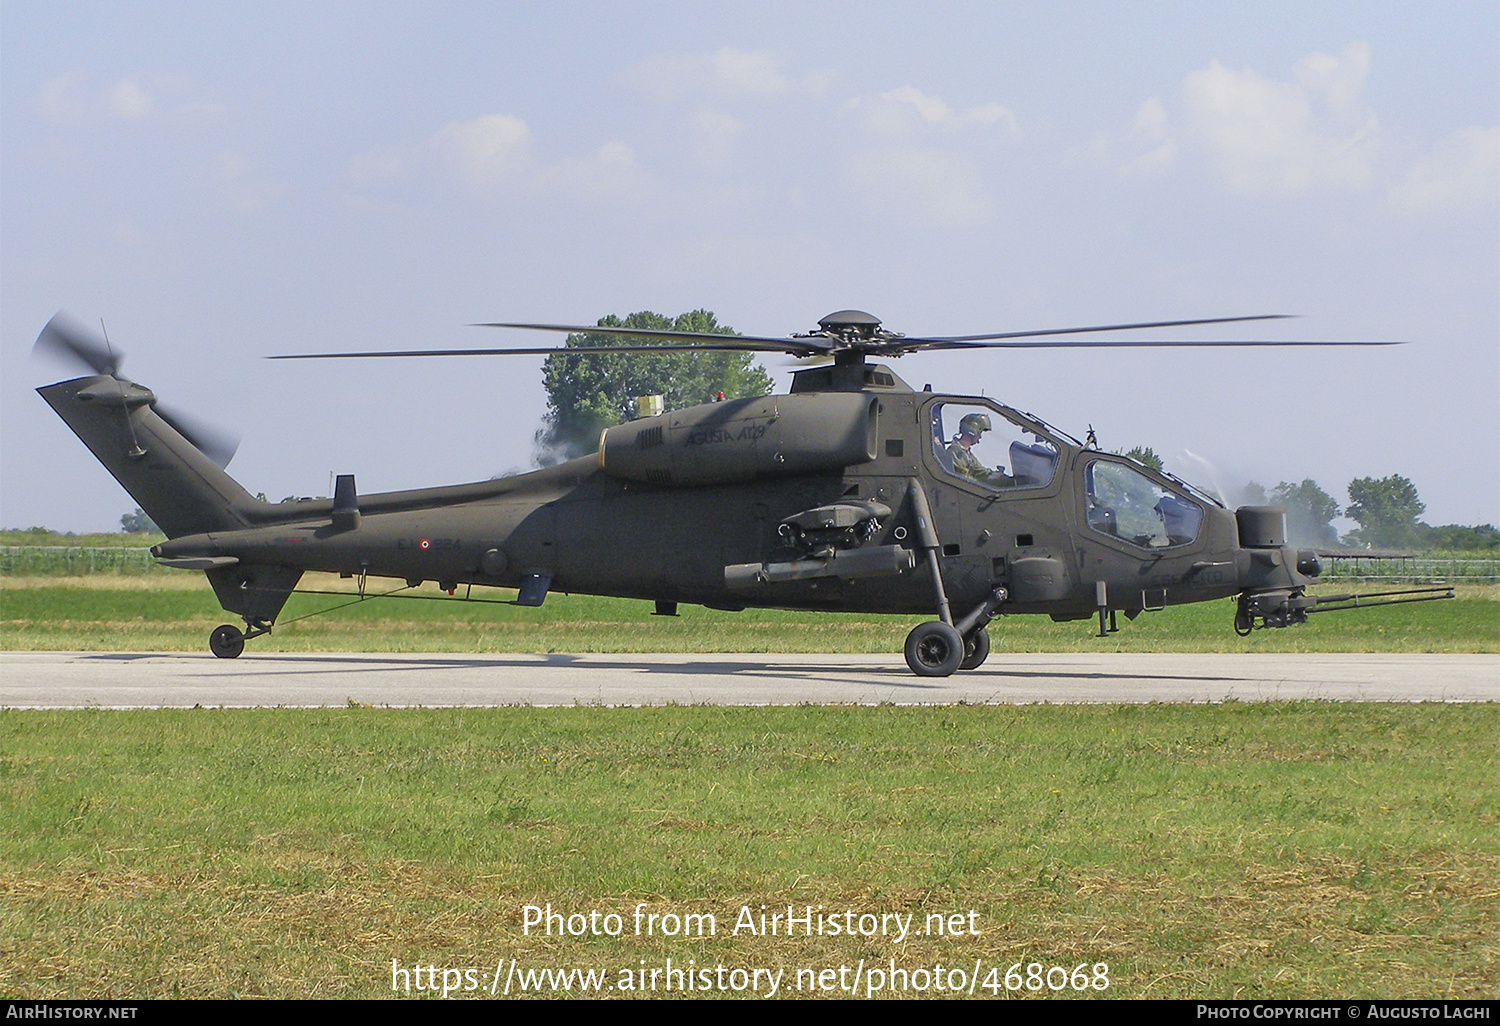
1085, 458, 1204, 548
928, 399, 1061, 492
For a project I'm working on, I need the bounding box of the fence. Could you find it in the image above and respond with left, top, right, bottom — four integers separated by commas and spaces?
1, 546, 160, 575
1315, 554, 1499, 584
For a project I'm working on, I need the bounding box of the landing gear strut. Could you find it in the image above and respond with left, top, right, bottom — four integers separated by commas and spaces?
208, 619, 271, 659
900, 479, 1005, 677
903, 583, 1008, 676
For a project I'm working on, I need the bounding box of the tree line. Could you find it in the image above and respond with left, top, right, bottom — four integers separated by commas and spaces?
1236, 476, 1495, 551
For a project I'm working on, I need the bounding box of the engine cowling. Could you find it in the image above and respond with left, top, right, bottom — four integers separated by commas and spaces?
598, 393, 878, 487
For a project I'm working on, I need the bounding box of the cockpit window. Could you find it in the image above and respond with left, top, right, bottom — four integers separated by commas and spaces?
930, 401, 1059, 491
1085, 459, 1203, 548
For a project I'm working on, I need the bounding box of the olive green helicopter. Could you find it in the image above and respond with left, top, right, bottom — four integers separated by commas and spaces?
35, 309, 1452, 676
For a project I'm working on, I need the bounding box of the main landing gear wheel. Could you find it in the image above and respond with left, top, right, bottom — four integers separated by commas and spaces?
959, 626, 991, 671
209, 624, 245, 659
904, 621, 965, 677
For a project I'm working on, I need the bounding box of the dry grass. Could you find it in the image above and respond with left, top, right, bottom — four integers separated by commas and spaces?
5, 851, 1494, 998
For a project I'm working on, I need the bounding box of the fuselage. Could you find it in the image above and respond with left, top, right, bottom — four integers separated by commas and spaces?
153, 383, 1251, 622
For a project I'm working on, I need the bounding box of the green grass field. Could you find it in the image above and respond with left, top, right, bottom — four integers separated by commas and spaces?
2, 573, 1495, 654
3, 704, 1495, 999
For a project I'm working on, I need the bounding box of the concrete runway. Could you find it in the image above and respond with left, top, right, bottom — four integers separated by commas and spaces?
1, 651, 1494, 707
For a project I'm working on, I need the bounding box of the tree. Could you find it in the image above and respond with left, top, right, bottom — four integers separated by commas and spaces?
1270, 479, 1340, 548
1236, 481, 1269, 507
534, 310, 774, 464
1422, 523, 1499, 551
1344, 474, 1426, 549
120, 508, 159, 534
1121, 446, 1163, 472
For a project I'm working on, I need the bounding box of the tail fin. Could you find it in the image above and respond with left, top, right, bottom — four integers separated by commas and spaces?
38, 375, 262, 538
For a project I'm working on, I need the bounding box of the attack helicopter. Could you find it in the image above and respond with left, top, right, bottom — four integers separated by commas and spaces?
34, 309, 1453, 676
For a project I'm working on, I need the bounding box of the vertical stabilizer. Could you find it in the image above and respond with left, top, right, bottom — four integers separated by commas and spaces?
38, 375, 261, 538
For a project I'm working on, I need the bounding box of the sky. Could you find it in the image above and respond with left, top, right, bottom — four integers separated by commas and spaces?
3, 1, 1497, 534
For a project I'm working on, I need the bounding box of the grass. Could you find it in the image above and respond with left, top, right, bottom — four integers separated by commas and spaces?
2, 703, 1495, 999
2, 574, 1495, 654
0, 529, 165, 548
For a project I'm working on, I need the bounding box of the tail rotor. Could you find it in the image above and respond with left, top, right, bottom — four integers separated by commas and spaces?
32, 311, 240, 469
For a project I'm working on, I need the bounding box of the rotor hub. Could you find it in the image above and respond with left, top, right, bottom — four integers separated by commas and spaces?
816, 310, 883, 339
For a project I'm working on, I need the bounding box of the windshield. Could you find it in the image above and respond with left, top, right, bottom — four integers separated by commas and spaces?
1084, 459, 1203, 548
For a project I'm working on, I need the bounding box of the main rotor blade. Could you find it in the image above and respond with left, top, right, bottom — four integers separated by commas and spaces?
268, 312, 1401, 363
902, 313, 1297, 345
33, 311, 124, 377
477, 320, 817, 351
904, 337, 1406, 352
269, 340, 823, 360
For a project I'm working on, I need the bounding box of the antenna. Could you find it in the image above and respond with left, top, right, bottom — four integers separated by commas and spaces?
103, 319, 147, 459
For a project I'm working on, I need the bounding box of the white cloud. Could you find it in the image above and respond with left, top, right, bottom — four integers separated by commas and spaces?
852, 86, 1019, 136
548, 140, 645, 201
1119, 96, 1176, 177
708, 48, 790, 97
691, 106, 744, 166
1389, 126, 1500, 216
37, 74, 86, 123
214, 150, 281, 212
839, 87, 1014, 228
432, 114, 535, 188
1180, 42, 1379, 193
421, 114, 643, 202
626, 48, 802, 103
107, 77, 153, 119
849, 146, 995, 228
35, 72, 215, 127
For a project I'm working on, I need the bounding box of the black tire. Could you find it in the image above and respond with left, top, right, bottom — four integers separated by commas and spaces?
904, 621, 964, 677
209, 624, 245, 659
959, 626, 991, 670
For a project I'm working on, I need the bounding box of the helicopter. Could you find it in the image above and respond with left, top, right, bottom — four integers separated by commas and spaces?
33, 309, 1454, 676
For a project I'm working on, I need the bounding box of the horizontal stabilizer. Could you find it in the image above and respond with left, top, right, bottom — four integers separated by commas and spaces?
155, 556, 241, 570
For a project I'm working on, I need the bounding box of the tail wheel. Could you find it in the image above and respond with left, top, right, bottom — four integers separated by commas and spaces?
959, 626, 991, 670
209, 624, 245, 659
904, 621, 964, 677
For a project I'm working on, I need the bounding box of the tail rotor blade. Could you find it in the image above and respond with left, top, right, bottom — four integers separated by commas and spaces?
32, 312, 238, 467
155, 402, 241, 469
33, 311, 125, 377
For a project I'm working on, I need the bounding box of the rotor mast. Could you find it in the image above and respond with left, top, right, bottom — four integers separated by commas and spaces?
790, 310, 910, 393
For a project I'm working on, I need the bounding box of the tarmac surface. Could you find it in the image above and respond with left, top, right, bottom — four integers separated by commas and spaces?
1, 651, 1495, 707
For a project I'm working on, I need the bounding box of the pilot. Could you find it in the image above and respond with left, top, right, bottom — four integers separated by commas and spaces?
946, 413, 1011, 486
